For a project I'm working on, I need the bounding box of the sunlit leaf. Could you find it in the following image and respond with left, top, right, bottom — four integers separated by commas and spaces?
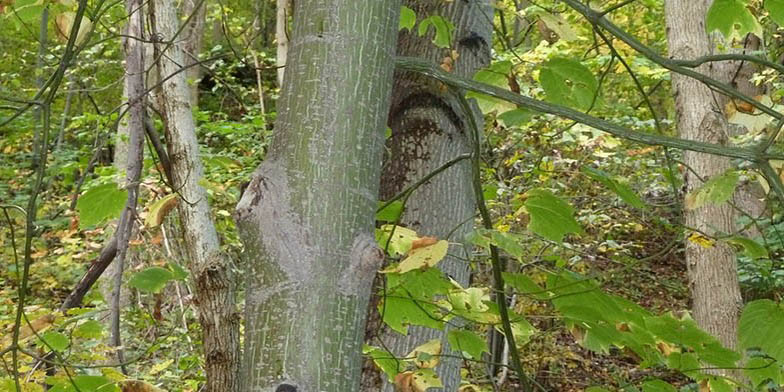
417, 15, 454, 48
400, 6, 416, 31
706, 0, 762, 40
408, 339, 441, 368
363, 345, 400, 382
411, 368, 443, 391
385, 240, 448, 274
77, 183, 128, 229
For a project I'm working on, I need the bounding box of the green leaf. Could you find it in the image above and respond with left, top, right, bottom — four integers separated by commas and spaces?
363, 345, 400, 382
502, 272, 551, 300
582, 166, 646, 209
498, 108, 534, 127
128, 267, 174, 293
73, 319, 104, 339
539, 58, 598, 111
641, 379, 677, 392
77, 183, 128, 229
377, 200, 404, 222
739, 300, 784, 362
417, 15, 455, 48
684, 170, 740, 210
381, 295, 444, 334
39, 331, 69, 352
727, 236, 769, 259
168, 262, 189, 281
766, 0, 784, 25
523, 189, 582, 242
744, 356, 781, 387
706, 0, 762, 40
447, 330, 488, 360
48, 375, 119, 392
585, 388, 611, 392
467, 61, 516, 114
400, 6, 416, 31
489, 230, 525, 259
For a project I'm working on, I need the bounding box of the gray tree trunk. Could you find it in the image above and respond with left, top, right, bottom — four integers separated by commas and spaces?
664, 0, 742, 353
149, 1, 241, 391
274, 0, 290, 86
234, 1, 400, 390
183, 0, 206, 107
362, 1, 492, 391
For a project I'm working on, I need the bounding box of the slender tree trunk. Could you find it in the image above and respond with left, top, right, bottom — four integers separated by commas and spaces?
274, 0, 290, 86
665, 0, 742, 353
719, 36, 767, 238
108, 0, 147, 370
235, 1, 400, 390
361, 1, 492, 391
183, 0, 207, 107
149, 1, 241, 391
32, 6, 48, 168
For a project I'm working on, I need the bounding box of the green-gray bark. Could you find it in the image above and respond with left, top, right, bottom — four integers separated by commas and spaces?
362, 1, 491, 390
235, 2, 400, 391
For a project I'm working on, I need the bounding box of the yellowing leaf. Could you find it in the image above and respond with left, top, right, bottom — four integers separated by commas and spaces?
411, 368, 443, 392
55, 12, 92, 45
408, 339, 441, 369
145, 194, 179, 227
384, 240, 448, 274
688, 232, 715, 249
376, 225, 419, 257
149, 359, 173, 375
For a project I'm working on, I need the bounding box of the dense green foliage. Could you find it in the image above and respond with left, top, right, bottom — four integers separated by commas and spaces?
2, 0, 784, 391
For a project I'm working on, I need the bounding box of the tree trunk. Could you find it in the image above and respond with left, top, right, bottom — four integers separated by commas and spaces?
234, 1, 400, 390
183, 0, 207, 107
664, 0, 742, 353
274, 0, 290, 87
149, 1, 241, 391
362, 1, 492, 391
107, 0, 147, 369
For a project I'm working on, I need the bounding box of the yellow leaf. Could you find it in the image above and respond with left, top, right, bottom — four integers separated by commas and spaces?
145, 194, 179, 227
385, 240, 448, 274
687, 232, 715, 248
407, 339, 441, 369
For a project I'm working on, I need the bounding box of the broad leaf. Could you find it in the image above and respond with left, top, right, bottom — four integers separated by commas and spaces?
128, 267, 174, 293
539, 58, 598, 111
684, 170, 740, 210
376, 200, 404, 222
447, 330, 488, 360
408, 339, 441, 368
411, 369, 443, 391
375, 225, 419, 257
385, 239, 448, 274
146, 193, 178, 227
39, 331, 69, 352
706, 0, 762, 40
766, 0, 784, 26
400, 6, 416, 31
74, 319, 104, 339
523, 189, 582, 242
417, 15, 454, 48
739, 300, 784, 362
363, 345, 400, 382
77, 183, 128, 229
727, 236, 769, 259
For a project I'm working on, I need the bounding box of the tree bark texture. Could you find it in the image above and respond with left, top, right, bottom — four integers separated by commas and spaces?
665, 0, 742, 352
183, 0, 207, 107
149, 1, 241, 391
235, 1, 400, 391
361, 1, 492, 391
275, 0, 290, 87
